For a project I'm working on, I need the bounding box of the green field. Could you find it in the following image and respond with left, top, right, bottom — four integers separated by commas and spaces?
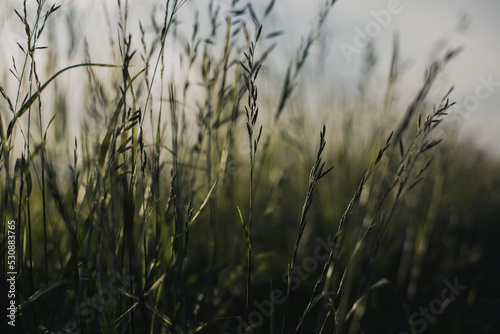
1, 1, 499, 333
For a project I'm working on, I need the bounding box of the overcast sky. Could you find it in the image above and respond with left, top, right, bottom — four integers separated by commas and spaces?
1, 0, 498, 157
268, 0, 499, 156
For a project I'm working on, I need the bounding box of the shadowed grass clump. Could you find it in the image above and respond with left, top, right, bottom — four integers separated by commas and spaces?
0, 0, 499, 333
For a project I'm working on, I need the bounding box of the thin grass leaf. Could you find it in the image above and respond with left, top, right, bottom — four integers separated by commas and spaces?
345, 278, 391, 321
237, 205, 251, 250
18, 278, 73, 312
188, 178, 219, 228
97, 67, 147, 173
105, 302, 140, 334
7, 63, 120, 137
143, 301, 177, 328
296, 291, 327, 331
144, 274, 166, 297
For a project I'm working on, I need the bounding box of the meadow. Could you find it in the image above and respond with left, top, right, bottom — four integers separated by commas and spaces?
1, 0, 499, 333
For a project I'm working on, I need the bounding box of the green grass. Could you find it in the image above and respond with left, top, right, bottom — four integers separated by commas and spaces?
1, 0, 499, 333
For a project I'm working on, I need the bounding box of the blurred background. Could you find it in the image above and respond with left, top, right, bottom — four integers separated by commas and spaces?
0, 0, 499, 333
1, 0, 499, 157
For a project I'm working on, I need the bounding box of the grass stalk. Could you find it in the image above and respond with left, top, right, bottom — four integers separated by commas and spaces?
282, 126, 333, 333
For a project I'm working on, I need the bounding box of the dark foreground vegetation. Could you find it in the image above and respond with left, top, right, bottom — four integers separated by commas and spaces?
1, 0, 499, 333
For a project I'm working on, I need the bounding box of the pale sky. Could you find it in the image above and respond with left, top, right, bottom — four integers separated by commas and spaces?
323, 0, 500, 157
1, 0, 498, 157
